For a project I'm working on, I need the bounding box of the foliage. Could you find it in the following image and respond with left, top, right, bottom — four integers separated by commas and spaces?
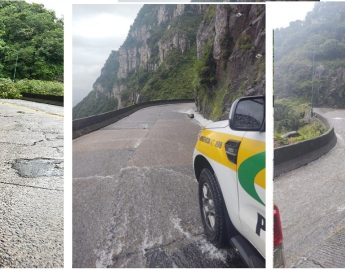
0, 0, 63, 81
121, 48, 197, 107
274, 98, 327, 146
73, 90, 118, 119
204, 5, 216, 24
274, 98, 309, 133
238, 34, 253, 50
274, 3, 345, 108
0, 78, 62, 99
291, 119, 326, 142
0, 78, 21, 98
15, 79, 63, 96
193, 42, 220, 120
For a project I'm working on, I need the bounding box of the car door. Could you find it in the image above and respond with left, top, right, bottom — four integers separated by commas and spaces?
237, 131, 266, 257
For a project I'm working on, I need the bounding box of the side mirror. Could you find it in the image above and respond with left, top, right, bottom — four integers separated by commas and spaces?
229, 95, 265, 132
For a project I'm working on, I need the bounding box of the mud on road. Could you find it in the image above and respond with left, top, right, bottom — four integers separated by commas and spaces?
0, 99, 63, 268
73, 103, 245, 268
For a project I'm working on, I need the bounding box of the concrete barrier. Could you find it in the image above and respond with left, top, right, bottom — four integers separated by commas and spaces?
274, 113, 337, 177
22, 93, 63, 106
73, 99, 194, 139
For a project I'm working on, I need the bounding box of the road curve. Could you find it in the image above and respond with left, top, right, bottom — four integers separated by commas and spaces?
0, 99, 64, 267
275, 108, 345, 267
73, 103, 244, 268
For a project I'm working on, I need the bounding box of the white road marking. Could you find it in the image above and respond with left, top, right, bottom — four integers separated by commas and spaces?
332, 117, 345, 120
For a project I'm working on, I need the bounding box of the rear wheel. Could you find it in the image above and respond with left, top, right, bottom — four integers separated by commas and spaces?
198, 168, 229, 248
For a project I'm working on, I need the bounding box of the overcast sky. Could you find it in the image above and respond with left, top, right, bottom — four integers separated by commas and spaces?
72, 4, 143, 106
26, 0, 64, 18
269, 2, 315, 29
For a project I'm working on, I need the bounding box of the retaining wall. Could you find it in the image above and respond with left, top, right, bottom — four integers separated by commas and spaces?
274, 113, 337, 177
22, 93, 63, 106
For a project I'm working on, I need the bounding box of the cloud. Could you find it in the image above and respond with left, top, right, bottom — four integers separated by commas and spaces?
26, 0, 64, 18
268, 2, 315, 29
72, 4, 143, 105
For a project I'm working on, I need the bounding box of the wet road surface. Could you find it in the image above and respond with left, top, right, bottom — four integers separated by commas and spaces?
275, 108, 345, 267
0, 99, 64, 267
73, 103, 245, 268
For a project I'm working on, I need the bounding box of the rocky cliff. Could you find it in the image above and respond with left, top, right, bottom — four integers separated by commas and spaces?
274, 2, 345, 108
73, 4, 265, 120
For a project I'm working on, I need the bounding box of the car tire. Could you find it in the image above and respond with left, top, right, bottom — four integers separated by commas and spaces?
198, 167, 229, 248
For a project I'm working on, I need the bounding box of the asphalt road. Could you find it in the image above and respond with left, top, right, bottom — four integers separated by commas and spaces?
275, 108, 345, 267
73, 103, 245, 268
0, 99, 64, 267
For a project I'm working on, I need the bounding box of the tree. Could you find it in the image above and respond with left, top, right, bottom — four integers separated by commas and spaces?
0, 0, 63, 81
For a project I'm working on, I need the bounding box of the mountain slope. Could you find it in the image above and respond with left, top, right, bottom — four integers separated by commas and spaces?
274, 3, 345, 108
73, 4, 265, 120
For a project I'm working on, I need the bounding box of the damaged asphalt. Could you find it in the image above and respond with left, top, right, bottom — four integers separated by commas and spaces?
73, 103, 245, 268
0, 99, 63, 267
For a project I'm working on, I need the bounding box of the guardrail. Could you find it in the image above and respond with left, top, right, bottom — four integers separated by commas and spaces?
73, 99, 194, 139
21, 93, 63, 106
274, 112, 337, 177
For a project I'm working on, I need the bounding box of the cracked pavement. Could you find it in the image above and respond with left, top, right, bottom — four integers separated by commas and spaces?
73, 103, 245, 268
275, 108, 345, 268
0, 99, 64, 267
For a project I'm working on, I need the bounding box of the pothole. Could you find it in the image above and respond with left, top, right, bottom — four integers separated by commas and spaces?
12, 158, 63, 178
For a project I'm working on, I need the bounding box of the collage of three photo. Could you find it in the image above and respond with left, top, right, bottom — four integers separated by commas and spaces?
0, 0, 344, 268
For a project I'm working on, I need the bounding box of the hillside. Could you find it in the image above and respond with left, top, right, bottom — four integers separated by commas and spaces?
0, 0, 63, 82
73, 4, 265, 120
0, 1, 64, 99
274, 3, 345, 108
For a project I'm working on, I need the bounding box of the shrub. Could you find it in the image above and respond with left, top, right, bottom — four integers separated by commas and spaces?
15, 79, 64, 96
0, 78, 21, 99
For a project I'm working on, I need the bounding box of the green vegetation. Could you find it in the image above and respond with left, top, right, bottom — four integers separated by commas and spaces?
274, 98, 327, 146
0, 0, 63, 99
73, 91, 118, 119
238, 34, 253, 51
15, 79, 63, 96
0, 78, 63, 98
119, 48, 198, 107
274, 3, 345, 108
204, 5, 216, 24
0, 78, 21, 98
112, 5, 202, 107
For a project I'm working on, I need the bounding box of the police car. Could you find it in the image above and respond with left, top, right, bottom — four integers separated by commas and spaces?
193, 95, 266, 267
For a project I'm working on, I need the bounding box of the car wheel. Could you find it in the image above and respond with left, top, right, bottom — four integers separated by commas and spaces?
198, 167, 229, 248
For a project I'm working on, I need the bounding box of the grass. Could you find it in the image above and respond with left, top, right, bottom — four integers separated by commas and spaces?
275, 117, 327, 147
274, 98, 327, 147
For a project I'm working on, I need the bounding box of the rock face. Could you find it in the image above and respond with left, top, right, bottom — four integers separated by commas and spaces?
195, 5, 265, 119
73, 4, 266, 120
274, 2, 345, 108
